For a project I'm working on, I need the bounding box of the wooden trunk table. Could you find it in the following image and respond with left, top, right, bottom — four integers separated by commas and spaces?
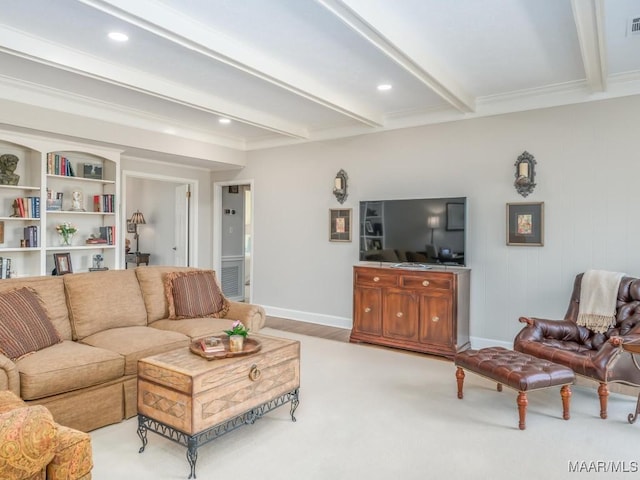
137, 334, 300, 479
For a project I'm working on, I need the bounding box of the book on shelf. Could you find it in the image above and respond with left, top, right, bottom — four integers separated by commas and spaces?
23, 225, 39, 248
99, 226, 115, 245
46, 153, 76, 177
92, 194, 115, 213
0, 257, 12, 279
12, 197, 40, 218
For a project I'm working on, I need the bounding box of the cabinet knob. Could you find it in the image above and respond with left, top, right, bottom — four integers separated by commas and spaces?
373, 276, 380, 282
396, 312, 403, 318
422, 280, 430, 287
432, 316, 440, 322
364, 307, 371, 313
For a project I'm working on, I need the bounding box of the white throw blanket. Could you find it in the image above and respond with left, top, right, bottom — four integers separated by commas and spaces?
576, 270, 625, 334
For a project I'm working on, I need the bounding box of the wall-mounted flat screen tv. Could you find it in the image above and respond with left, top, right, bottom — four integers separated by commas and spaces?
359, 197, 467, 266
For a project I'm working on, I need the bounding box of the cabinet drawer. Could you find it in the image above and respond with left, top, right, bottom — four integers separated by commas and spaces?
400, 275, 452, 291
355, 270, 398, 287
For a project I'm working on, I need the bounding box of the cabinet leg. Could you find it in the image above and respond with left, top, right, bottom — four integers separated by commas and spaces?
517, 391, 528, 430
560, 385, 571, 420
455, 367, 465, 399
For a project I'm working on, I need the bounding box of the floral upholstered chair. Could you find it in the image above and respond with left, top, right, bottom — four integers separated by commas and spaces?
0, 391, 93, 480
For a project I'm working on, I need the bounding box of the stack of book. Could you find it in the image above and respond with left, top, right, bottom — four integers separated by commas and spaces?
47, 153, 76, 176
199, 337, 225, 353
99, 226, 115, 245
13, 197, 40, 218
23, 226, 39, 247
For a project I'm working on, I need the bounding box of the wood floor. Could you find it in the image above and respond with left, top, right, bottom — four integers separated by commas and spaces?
265, 316, 351, 342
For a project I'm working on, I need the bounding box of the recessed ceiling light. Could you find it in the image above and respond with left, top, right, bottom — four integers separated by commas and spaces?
108, 32, 129, 42
377, 84, 392, 91
219, 118, 231, 125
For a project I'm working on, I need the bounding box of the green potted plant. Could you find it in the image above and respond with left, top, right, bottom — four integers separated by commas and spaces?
224, 321, 249, 352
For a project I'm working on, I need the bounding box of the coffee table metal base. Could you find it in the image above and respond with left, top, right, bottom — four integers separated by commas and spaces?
137, 388, 300, 479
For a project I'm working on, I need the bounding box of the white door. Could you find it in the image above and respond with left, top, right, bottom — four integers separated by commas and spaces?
174, 184, 189, 266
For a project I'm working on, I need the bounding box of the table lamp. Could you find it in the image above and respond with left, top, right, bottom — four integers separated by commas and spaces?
129, 210, 146, 253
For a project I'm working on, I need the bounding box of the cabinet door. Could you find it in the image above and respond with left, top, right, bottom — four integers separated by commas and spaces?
383, 289, 419, 342
353, 286, 382, 336
419, 292, 453, 346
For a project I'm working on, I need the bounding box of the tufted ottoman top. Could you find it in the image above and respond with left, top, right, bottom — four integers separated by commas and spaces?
455, 346, 575, 391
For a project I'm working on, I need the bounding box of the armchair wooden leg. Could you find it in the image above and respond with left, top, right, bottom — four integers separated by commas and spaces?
456, 367, 465, 399
560, 385, 571, 420
598, 382, 609, 419
517, 391, 528, 430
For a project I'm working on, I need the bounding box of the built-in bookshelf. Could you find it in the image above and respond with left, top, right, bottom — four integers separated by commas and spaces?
0, 130, 121, 277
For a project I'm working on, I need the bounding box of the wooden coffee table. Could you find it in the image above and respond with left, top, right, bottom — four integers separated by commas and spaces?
137, 333, 300, 479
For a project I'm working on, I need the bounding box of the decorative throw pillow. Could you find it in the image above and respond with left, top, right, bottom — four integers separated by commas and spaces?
164, 270, 230, 320
0, 287, 62, 361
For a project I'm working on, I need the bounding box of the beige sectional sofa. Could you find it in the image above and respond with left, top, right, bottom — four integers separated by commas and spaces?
0, 266, 265, 432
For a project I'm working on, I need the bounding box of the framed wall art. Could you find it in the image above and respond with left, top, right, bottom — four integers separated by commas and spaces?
53, 252, 73, 275
506, 202, 544, 246
329, 208, 352, 242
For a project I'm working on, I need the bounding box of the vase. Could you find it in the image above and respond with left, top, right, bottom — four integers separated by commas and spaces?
60, 233, 74, 246
229, 335, 244, 353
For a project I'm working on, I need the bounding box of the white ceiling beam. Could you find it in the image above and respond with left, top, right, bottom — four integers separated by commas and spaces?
77, 0, 384, 127
571, 0, 607, 92
0, 26, 308, 139
317, 0, 475, 113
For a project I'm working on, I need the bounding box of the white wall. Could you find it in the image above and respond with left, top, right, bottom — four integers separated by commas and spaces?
219, 95, 640, 345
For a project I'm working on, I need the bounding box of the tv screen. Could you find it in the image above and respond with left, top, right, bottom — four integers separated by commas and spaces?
359, 197, 467, 266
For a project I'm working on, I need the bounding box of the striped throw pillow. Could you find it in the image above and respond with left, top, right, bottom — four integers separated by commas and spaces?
0, 287, 62, 361
164, 270, 230, 320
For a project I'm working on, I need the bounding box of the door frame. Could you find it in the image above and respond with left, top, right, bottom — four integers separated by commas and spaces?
122, 170, 199, 268
213, 180, 254, 302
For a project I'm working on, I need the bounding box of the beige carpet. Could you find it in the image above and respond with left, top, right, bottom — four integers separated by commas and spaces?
91, 328, 640, 479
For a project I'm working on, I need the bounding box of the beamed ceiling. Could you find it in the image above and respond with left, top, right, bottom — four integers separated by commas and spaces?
1, 0, 640, 166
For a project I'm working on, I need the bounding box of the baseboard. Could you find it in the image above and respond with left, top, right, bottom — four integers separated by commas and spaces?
263, 306, 352, 330
263, 307, 515, 348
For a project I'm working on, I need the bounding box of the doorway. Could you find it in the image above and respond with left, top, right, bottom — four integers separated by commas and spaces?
122, 171, 198, 268
213, 181, 253, 302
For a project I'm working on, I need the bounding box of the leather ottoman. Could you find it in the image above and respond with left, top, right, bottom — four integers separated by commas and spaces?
454, 346, 575, 430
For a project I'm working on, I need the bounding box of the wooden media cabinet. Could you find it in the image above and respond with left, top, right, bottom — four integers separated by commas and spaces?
350, 264, 470, 358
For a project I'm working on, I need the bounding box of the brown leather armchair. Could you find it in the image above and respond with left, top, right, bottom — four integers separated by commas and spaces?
514, 273, 640, 419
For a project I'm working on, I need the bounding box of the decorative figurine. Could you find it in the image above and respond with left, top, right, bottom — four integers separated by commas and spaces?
0, 154, 20, 185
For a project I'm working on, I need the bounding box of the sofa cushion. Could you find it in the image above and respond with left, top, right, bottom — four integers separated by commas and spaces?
0, 276, 72, 340
150, 317, 236, 340
135, 266, 197, 323
0, 287, 62, 361
64, 270, 148, 340
15, 341, 124, 401
81, 326, 188, 375
165, 270, 230, 320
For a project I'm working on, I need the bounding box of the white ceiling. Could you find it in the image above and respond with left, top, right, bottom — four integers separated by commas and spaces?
1, 0, 640, 161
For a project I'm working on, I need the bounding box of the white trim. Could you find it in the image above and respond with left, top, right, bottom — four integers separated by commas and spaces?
261, 306, 511, 350
213, 179, 255, 302
264, 305, 353, 330
122, 169, 199, 267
